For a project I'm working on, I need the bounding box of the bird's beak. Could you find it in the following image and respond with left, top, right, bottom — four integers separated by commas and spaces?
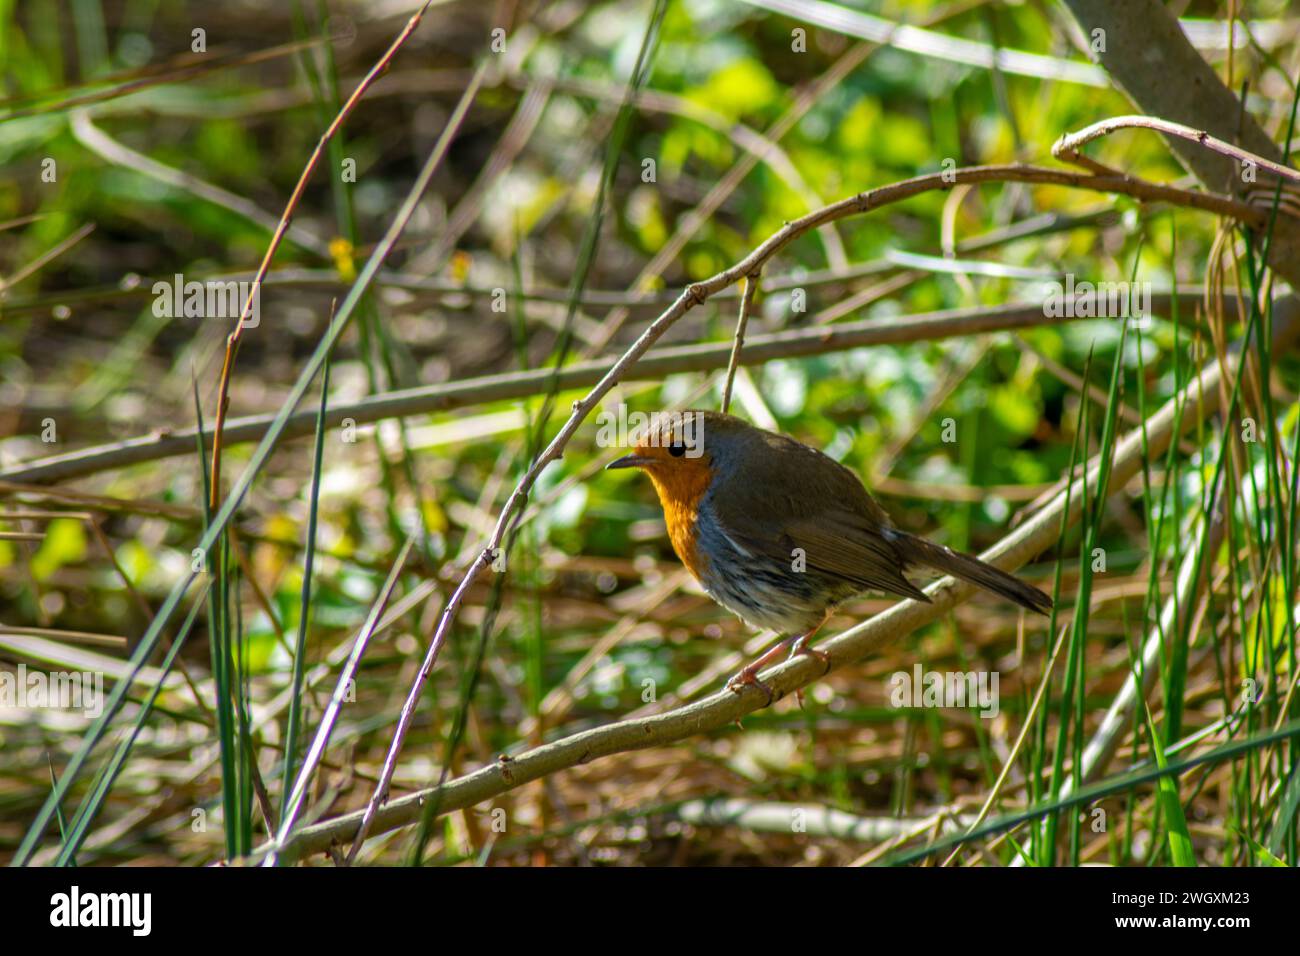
606, 453, 652, 470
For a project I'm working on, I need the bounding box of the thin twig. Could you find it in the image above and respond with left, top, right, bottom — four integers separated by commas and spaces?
1053, 114, 1300, 185
680, 799, 976, 841
264, 536, 415, 866
0, 222, 95, 292
0, 38, 327, 124
720, 273, 759, 414
0, 626, 128, 648
206, 0, 439, 512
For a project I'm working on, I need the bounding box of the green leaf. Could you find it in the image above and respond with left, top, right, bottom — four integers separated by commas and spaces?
687, 58, 777, 121
988, 384, 1041, 441
30, 518, 88, 582
1144, 705, 1196, 866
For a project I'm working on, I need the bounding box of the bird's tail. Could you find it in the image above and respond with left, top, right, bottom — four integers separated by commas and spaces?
894, 533, 1052, 615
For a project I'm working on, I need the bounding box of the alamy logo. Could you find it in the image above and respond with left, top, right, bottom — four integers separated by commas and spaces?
1042, 275, 1150, 325
0, 664, 104, 718
50, 886, 151, 936
152, 274, 260, 327
889, 664, 1000, 718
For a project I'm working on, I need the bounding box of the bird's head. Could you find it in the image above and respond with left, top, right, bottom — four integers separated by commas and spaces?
605, 410, 717, 506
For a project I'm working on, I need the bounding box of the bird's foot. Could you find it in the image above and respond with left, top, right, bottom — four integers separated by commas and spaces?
726, 664, 775, 707
726, 630, 831, 709
726, 635, 798, 706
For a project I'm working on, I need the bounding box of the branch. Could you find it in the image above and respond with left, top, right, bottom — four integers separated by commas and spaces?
5, 150, 1263, 491
1058, 0, 1300, 286
678, 799, 975, 842
1054, 115, 1300, 185
13, 161, 1260, 489
2, 290, 1228, 486
260, 295, 1300, 863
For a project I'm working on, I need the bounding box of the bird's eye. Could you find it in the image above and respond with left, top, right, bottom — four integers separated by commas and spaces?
668, 443, 686, 458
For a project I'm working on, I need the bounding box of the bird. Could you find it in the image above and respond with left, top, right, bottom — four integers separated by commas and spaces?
606, 410, 1051, 700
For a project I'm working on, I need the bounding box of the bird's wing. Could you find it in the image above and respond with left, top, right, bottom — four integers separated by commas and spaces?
705, 434, 928, 601
782, 513, 929, 600
711, 429, 888, 520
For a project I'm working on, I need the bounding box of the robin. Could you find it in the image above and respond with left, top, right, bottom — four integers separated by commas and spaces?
607, 410, 1051, 700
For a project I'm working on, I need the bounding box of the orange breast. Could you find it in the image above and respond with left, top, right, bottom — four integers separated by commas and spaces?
647, 462, 713, 581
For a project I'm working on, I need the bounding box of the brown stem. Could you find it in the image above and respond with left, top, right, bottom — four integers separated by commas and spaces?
1054, 115, 1300, 185
206, 0, 439, 511
720, 273, 760, 414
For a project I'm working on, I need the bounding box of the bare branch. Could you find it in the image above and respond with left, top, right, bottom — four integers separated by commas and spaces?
720, 274, 760, 414
9, 293, 1216, 486
1054, 115, 1300, 185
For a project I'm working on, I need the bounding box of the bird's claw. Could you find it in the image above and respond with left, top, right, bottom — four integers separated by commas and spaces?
726, 634, 831, 709
726, 667, 775, 707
